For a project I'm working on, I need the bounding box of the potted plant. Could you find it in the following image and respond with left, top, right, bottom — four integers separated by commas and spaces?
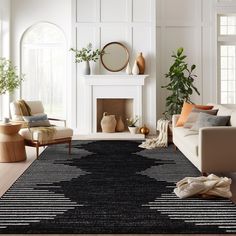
0, 57, 24, 95
70, 43, 103, 75
126, 116, 139, 134
162, 47, 200, 119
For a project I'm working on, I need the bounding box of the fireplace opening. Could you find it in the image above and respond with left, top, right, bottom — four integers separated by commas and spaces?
97, 99, 133, 132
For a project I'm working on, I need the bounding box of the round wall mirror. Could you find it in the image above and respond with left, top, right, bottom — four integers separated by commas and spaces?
101, 42, 129, 72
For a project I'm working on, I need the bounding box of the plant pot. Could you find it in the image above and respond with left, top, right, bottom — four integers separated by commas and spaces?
81, 61, 91, 75
128, 126, 138, 135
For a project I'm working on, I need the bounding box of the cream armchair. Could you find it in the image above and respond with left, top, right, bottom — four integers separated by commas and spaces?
10, 101, 73, 158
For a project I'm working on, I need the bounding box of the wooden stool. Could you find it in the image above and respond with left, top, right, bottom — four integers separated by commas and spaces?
0, 123, 26, 162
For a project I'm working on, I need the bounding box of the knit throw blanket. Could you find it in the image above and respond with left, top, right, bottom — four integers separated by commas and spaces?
17, 99, 32, 116
139, 119, 170, 149
29, 127, 56, 144
174, 174, 232, 199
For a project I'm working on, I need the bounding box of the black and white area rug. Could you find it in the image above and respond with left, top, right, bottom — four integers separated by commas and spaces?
0, 140, 236, 234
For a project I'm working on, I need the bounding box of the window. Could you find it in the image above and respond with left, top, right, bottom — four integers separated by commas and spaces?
21, 23, 67, 118
218, 15, 236, 104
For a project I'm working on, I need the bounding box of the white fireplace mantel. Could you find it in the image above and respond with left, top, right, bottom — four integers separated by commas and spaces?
82, 74, 148, 86
81, 74, 149, 134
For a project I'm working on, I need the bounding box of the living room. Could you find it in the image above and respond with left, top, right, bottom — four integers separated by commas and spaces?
0, 0, 236, 234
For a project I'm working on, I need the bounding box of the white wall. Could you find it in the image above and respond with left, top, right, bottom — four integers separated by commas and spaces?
73, 0, 156, 134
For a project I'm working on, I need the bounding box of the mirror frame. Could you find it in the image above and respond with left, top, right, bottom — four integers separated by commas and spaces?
100, 42, 130, 72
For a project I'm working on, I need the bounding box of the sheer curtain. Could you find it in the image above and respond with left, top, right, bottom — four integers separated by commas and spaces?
21, 23, 67, 118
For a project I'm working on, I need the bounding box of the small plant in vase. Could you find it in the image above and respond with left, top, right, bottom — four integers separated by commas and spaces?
70, 43, 103, 75
126, 116, 139, 134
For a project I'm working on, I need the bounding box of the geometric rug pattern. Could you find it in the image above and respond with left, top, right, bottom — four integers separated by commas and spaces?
0, 140, 235, 233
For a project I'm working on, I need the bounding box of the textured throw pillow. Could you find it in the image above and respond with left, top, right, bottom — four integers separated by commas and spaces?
23, 114, 51, 127
190, 112, 230, 131
183, 108, 219, 128
176, 102, 214, 127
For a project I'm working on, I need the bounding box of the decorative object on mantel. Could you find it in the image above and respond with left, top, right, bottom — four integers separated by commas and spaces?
161, 47, 200, 119
127, 116, 139, 134
101, 42, 130, 72
125, 62, 132, 75
139, 119, 170, 149
115, 116, 125, 132
136, 52, 145, 74
132, 60, 139, 75
140, 124, 149, 135
0, 57, 25, 95
101, 112, 117, 133
70, 43, 103, 75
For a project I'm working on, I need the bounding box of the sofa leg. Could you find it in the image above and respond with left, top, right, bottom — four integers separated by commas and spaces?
36, 144, 39, 159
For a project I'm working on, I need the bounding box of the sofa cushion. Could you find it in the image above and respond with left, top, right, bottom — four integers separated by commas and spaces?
176, 102, 213, 127
174, 127, 199, 156
212, 104, 233, 116
190, 113, 230, 131
184, 108, 218, 128
230, 111, 236, 127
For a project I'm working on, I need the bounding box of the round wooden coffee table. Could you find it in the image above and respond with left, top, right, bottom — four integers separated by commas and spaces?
0, 123, 26, 162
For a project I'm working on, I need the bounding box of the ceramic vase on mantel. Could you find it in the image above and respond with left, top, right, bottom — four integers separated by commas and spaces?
125, 62, 132, 75
132, 60, 139, 75
81, 61, 91, 75
136, 52, 145, 74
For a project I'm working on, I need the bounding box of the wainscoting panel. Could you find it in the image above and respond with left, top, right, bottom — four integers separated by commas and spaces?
132, 0, 152, 22
76, 0, 98, 22
100, 0, 129, 22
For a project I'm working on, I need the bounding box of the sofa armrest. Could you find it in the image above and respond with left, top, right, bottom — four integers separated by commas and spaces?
199, 126, 236, 172
172, 115, 180, 127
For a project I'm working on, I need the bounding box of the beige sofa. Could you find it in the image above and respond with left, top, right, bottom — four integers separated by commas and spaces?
172, 104, 236, 174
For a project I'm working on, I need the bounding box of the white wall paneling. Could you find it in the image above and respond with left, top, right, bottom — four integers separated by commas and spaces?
73, 0, 156, 134
156, 0, 218, 119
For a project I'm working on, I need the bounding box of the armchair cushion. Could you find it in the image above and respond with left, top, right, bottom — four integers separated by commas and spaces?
10, 101, 45, 121
23, 114, 51, 127
19, 126, 73, 144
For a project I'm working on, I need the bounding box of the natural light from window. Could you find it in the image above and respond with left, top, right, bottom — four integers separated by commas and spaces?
21, 22, 67, 118
218, 15, 236, 104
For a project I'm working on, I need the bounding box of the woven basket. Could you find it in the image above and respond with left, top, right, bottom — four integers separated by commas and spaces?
101, 112, 117, 133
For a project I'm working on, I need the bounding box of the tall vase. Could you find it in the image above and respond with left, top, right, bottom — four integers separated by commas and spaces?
81, 61, 91, 75
132, 60, 139, 75
136, 52, 145, 74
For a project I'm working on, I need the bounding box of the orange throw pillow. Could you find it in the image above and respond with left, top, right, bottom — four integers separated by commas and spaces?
176, 102, 213, 127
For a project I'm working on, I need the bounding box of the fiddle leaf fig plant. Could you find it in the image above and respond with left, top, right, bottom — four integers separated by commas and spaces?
162, 47, 200, 119
0, 58, 24, 95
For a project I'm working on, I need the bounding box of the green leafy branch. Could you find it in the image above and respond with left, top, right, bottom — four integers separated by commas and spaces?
0, 58, 25, 95
70, 43, 104, 63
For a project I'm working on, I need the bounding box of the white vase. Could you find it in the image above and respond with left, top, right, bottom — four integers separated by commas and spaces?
132, 60, 139, 75
125, 62, 132, 75
128, 126, 138, 135
81, 61, 91, 75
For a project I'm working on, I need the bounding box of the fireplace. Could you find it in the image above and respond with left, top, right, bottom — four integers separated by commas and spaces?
82, 74, 148, 134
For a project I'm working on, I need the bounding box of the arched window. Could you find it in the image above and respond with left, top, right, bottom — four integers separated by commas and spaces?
21, 22, 67, 118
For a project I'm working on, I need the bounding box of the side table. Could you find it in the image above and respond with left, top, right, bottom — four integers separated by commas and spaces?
0, 123, 26, 162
